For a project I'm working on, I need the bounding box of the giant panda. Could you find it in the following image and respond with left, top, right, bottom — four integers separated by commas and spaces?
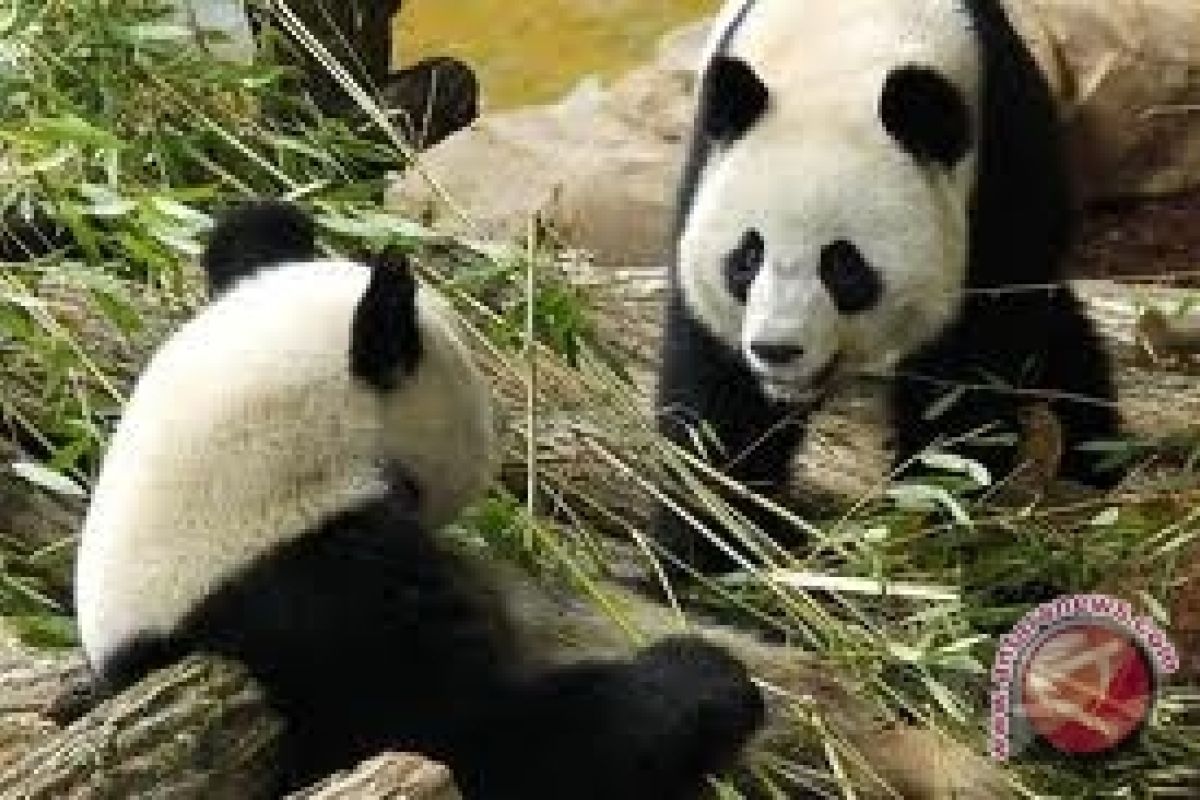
75, 202, 765, 798
656, 0, 1122, 570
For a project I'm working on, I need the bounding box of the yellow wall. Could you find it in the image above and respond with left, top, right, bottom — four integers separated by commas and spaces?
394, 0, 718, 109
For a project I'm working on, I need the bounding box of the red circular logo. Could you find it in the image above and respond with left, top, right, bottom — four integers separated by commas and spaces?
1019, 622, 1154, 755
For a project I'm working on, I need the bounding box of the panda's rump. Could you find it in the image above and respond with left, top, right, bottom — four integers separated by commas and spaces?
95, 489, 521, 787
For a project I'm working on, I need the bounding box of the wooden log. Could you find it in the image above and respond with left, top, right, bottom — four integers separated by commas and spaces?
288, 753, 461, 800
0, 645, 88, 772
0, 649, 464, 799
0, 655, 282, 798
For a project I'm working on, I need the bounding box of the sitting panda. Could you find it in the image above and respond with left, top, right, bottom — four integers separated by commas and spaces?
75, 202, 764, 798
656, 0, 1122, 570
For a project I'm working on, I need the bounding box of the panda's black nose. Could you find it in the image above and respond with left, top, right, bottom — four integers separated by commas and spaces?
750, 342, 804, 365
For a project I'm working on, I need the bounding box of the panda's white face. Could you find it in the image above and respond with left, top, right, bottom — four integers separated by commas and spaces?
680, 0, 982, 403
376, 287, 497, 527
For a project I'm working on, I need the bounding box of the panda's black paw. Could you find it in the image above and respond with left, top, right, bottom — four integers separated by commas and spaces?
631, 635, 766, 774
461, 637, 763, 800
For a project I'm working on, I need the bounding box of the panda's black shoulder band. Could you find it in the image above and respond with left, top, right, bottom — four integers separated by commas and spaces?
351, 247, 422, 392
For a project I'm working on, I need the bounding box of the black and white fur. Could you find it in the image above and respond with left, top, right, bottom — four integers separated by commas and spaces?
76, 202, 764, 797
658, 0, 1120, 569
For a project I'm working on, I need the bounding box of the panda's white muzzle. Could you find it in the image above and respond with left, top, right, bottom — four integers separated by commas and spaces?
742, 270, 843, 403
749, 350, 844, 404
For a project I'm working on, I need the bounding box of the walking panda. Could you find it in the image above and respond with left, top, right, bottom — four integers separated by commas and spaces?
75, 202, 764, 797
657, 0, 1121, 570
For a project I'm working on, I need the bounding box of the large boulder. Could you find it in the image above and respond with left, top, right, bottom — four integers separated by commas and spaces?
1012, 0, 1200, 200
390, 1, 1200, 267
389, 22, 703, 266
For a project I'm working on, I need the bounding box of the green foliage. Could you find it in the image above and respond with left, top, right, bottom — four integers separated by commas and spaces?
0, 529, 75, 647
5, 613, 77, 649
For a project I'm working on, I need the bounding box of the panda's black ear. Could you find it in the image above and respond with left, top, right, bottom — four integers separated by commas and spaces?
202, 201, 318, 296
351, 247, 422, 392
701, 56, 770, 142
880, 66, 972, 167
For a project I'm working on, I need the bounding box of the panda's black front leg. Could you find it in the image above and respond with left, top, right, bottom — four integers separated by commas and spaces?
890, 289, 1122, 489
654, 300, 809, 573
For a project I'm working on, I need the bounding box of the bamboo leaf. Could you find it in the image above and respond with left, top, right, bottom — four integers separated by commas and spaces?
10, 461, 87, 498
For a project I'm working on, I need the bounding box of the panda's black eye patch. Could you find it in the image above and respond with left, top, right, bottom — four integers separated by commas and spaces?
819, 240, 882, 314
702, 56, 770, 143
725, 229, 765, 303
880, 66, 971, 167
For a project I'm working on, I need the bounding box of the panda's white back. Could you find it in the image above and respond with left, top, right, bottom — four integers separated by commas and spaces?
76, 260, 386, 667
